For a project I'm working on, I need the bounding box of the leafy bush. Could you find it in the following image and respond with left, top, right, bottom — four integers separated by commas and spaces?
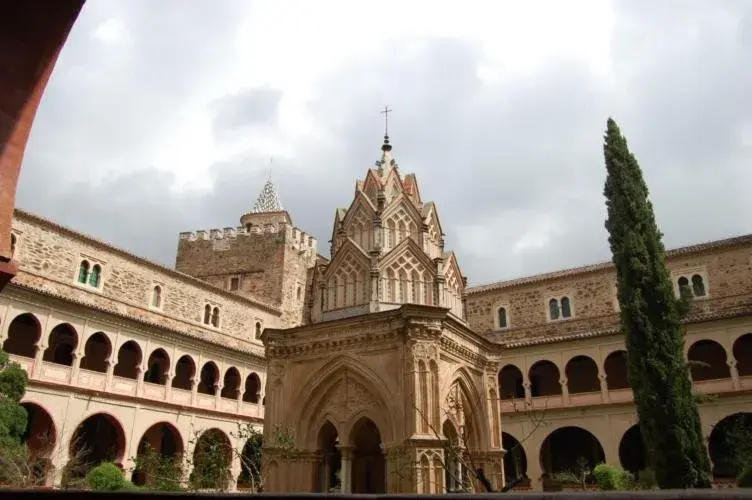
737, 463, 752, 488
636, 468, 658, 490
593, 463, 634, 490
85, 462, 131, 491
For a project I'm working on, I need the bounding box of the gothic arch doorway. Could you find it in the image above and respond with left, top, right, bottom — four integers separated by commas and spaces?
315, 421, 341, 492
350, 417, 385, 493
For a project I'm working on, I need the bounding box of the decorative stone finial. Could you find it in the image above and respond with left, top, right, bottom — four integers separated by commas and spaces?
251, 180, 284, 213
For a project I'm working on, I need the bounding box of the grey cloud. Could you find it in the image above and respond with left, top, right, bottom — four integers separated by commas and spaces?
212, 87, 283, 138
16, 1, 752, 288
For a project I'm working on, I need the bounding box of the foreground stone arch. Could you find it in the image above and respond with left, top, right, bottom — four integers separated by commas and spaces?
131, 422, 184, 486
291, 355, 397, 449
65, 412, 127, 485
539, 426, 605, 480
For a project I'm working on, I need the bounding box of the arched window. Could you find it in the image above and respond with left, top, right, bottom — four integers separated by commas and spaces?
255, 322, 262, 339
691, 274, 706, 297
561, 297, 572, 318
151, 285, 162, 308
203, 304, 211, 324
211, 307, 220, 328
89, 264, 101, 288
411, 271, 420, 303
548, 298, 559, 320
678, 276, 691, 297
497, 307, 508, 328
78, 260, 90, 284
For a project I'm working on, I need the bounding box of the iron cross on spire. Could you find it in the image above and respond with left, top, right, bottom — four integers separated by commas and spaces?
381, 105, 392, 137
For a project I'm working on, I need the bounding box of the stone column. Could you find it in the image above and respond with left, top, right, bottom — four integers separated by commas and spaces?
214, 382, 223, 409
237, 389, 244, 414
31, 338, 45, 378
560, 377, 570, 405
339, 446, 352, 493
190, 377, 198, 406
729, 358, 740, 390
598, 372, 609, 403
69, 350, 82, 384
165, 371, 174, 401
135, 366, 145, 396
105, 359, 116, 391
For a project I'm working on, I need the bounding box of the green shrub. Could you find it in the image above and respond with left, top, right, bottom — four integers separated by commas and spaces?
85, 462, 131, 491
737, 463, 752, 488
636, 468, 658, 490
593, 463, 634, 490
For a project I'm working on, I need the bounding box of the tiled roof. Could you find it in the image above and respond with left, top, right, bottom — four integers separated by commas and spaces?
251, 180, 284, 213
468, 233, 752, 295
8, 279, 266, 358
13, 209, 280, 314
498, 305, 752, 348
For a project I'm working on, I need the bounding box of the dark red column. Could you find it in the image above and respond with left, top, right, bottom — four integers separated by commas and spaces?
0, 1, 85, 291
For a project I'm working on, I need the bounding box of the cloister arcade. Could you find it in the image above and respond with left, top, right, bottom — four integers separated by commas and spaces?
0, 306, 266, 488
16, 398, 259, 488
497, 332, 752, 489
1, 311, 265, 408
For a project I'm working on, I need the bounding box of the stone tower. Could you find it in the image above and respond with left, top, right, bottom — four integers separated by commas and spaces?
175, 179, 318, 327
309, 134, 466, 323
262, 135, 503, 494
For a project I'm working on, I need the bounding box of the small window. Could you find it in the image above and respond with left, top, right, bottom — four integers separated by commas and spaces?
561, 297, 572, 318
88, 264, 101, 288
678, 276, 691, 297
203, 304, 211, 325
77, 259, 103, 289
676, 273, 708, 299
10, 234, 16, 259
255, 321, 262, 339
297, 286, 302, 300
211, 307, 220, 328
548, 298, 559, 320
691, 274, 706, 297
229, 277, 240, 291
78, 260, 90, 284
151, 285, 162, 308
497, 307, 508, 329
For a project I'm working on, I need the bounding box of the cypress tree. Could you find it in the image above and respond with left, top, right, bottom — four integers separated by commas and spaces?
602, 118, 712, 488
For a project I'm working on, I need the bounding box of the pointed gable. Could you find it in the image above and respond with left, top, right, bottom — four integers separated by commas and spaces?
362, 169, 382, 205
443, 251, 465, 294
402, 173, 422, 208
382, 166, 404, 203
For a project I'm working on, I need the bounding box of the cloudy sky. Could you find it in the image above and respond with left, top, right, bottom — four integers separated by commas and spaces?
18, 0, 752, 286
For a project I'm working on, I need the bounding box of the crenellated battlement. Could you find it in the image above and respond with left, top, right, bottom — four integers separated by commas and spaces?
179, 224, 318, 252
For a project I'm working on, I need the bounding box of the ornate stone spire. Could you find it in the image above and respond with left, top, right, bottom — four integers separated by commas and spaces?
251, 180, 284, 213
376, 105, 396, 175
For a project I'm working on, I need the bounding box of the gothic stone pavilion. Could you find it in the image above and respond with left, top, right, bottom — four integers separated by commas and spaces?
261, 136, 504, 493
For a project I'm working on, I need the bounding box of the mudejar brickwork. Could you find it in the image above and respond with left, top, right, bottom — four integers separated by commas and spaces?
3, 134, 752, 493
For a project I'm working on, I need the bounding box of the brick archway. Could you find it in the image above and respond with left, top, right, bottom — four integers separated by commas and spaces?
0, 1, 85, 291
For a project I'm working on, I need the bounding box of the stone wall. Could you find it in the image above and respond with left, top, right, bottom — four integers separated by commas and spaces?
466, 235, 752, 345
176, 222, 317, 327
10, 209, 279, 354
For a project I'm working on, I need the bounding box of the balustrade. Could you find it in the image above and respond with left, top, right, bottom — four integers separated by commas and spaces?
8, 353, 264, 418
